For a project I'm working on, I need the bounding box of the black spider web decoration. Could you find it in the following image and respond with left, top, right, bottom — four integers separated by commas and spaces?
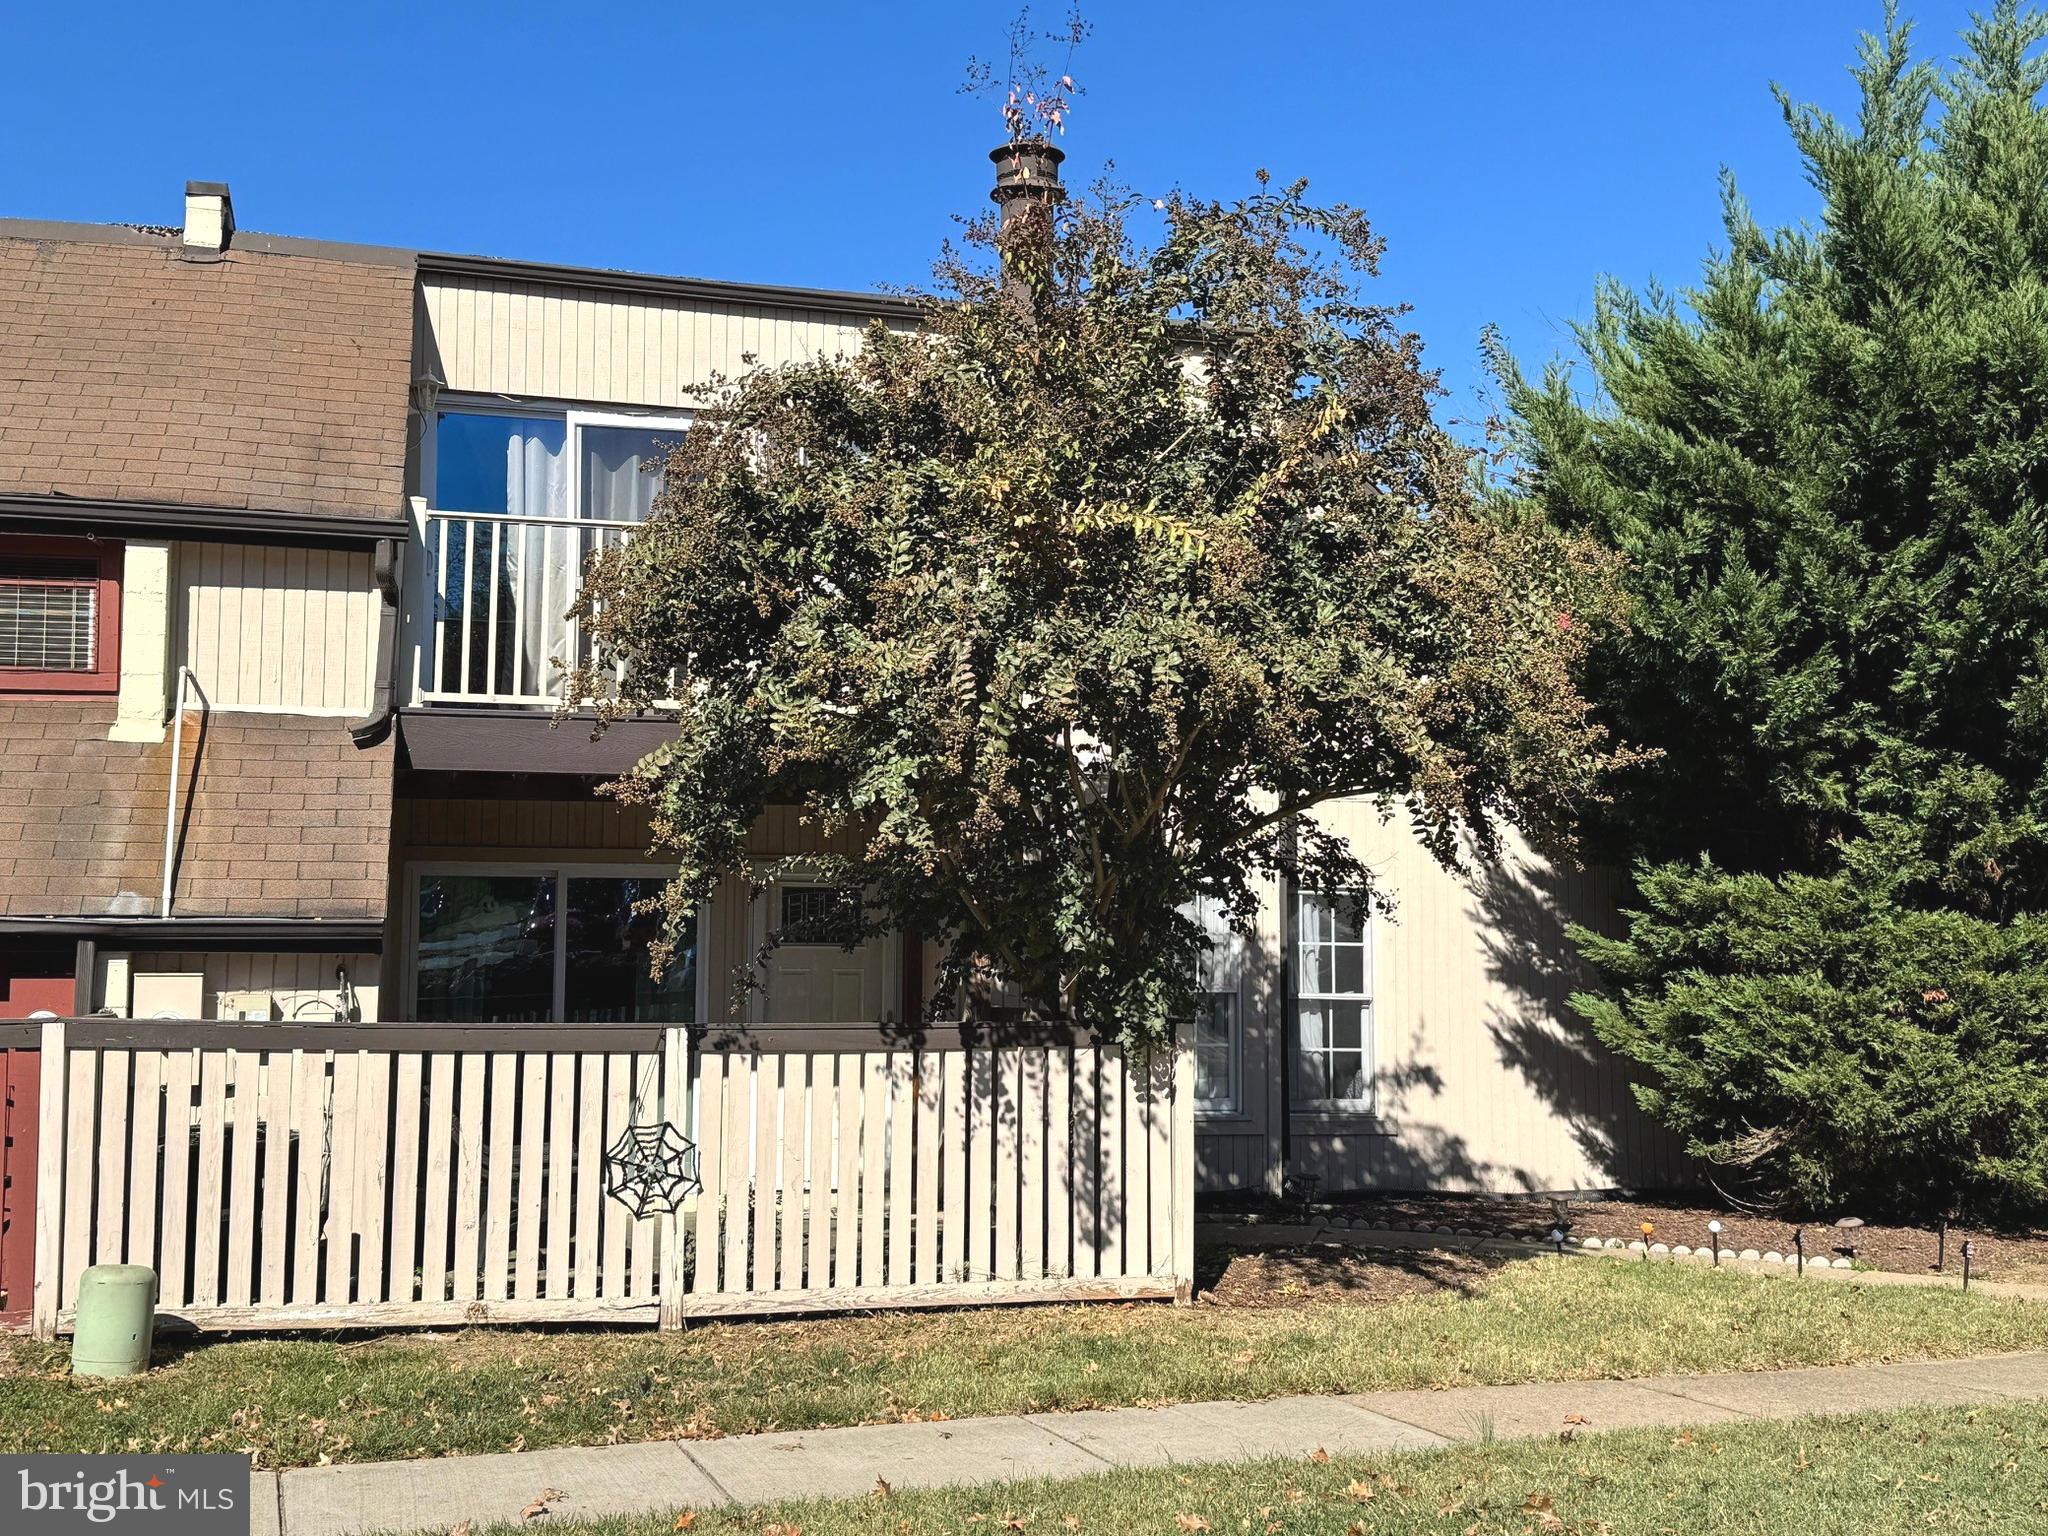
603, 1122, 701, 1217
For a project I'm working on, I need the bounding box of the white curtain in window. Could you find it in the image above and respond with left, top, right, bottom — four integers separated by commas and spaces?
581, 426, 669, 523
504, 430, 570, 694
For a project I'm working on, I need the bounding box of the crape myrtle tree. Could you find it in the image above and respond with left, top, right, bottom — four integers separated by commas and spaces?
1495, 3, 2048, 1220
570, 157, 1630, 1043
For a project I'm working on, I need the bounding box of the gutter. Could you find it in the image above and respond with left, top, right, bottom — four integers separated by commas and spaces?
0, 917, 384, 950
160, 666, 207, 916
0, 493, 409, 549
347, 537, 402, 748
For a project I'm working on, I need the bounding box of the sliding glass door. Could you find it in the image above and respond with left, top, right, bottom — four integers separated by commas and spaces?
423, 408, 689, 702
412, 866, 697, 1024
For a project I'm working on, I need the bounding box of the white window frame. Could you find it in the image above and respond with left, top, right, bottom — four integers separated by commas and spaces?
1292, 886, 1375, 1114
1187, 892, 1245, 1118
414, 402, 695, 706
404, 861, 708, 1023
565, 407, 695, 523
423, 400, 696, 518
422, 401, 569, 517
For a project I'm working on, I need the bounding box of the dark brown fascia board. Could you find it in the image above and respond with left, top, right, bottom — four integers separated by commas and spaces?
397, 706, 677, 776
420, 250, 928, 324
0, 917, 383, 951
0, 495, 410, 549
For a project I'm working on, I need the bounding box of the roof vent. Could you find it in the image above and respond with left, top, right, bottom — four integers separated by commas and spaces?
182, 181, 234, 257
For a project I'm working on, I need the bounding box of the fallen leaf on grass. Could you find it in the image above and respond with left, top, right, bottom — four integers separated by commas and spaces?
872, 1477, 893, 1499
1174, 1517, 1209, 1532
672, 1514, 697, 1532
449, 1524, 471, 1536
1308, 1448, 1330, 1464
1345, 1480, 1375, 1503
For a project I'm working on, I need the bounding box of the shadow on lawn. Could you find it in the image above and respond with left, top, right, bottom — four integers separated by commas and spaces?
1196, 1240, 1506, 1307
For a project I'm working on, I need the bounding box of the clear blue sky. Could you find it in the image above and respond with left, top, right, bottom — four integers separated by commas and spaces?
5, 2, 1992, 418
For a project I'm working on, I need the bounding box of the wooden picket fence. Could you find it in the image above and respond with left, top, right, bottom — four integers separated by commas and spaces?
685, 1030, 1191, 1315
28, 1018, 1193, 1336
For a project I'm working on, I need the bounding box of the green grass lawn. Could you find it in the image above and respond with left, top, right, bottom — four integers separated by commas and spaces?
487, 1401, 2048, 1536
2, 1256, 2044, 1468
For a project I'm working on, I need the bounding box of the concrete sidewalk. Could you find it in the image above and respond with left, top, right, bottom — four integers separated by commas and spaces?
258, 1351, 2048, 1536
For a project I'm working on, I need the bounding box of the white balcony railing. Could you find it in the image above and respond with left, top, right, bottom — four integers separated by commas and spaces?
409, 505, 638, 706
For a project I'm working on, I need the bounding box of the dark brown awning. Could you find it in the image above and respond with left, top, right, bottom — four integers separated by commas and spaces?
397, 708, 677, 776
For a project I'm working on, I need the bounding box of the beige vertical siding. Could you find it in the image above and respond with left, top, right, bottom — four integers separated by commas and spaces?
418, 276, 894, 410
174, 541, 380, 714
1196, 806, 1685, 1197
106, 951, 382, 1021
1306, 808, 1677, 1194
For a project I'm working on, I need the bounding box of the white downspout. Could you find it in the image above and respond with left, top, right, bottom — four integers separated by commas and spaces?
160, 666, 207, 917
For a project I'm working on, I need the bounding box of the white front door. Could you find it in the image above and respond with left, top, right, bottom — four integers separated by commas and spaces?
750, 879, 898, 1023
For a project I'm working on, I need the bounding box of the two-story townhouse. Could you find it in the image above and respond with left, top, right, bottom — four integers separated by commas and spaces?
0, 184, 409, 1037
388, 168, 1679, 1200
2, 173, 1681, 1245
388, 251, 931, 1045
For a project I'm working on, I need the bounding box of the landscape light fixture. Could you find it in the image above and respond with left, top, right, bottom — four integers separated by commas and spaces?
1707, 1218, 1723, 1266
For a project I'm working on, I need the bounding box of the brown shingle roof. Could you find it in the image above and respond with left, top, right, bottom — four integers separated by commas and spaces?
0, 701, 393, 920
0, 226, 414, 520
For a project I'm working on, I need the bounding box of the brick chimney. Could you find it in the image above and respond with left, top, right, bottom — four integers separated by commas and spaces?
181, 180, 234, 258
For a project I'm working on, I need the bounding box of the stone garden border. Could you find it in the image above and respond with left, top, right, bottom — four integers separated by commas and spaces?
1196, 1214, 2048, 1302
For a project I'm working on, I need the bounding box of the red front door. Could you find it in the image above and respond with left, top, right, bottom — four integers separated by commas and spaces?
0, 959, 70, 1324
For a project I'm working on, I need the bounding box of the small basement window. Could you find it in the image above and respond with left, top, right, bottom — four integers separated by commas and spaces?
0, 537, 120, 694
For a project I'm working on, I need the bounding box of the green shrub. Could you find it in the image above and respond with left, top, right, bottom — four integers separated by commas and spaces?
1576, 855, 2048, 1220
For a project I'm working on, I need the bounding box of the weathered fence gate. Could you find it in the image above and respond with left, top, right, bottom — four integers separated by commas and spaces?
1, 1025, 39, 1326
27, 1019, 1194, 1337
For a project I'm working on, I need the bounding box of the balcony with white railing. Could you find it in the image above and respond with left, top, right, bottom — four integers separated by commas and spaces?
408, 503, 638, 706
404, 405, 689, 708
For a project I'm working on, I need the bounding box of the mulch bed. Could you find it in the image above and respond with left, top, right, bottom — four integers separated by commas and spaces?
1215, 1191, 2048, 1280
1197, 1243, 1497, 1307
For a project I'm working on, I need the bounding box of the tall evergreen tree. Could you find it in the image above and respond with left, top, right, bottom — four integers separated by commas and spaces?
1497, 3, 2048, 1220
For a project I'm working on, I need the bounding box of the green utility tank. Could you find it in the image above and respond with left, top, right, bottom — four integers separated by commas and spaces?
71, 1264, 156, 1378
